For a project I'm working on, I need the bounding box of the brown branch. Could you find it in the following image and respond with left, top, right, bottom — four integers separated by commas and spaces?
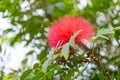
80, 42, 110, 79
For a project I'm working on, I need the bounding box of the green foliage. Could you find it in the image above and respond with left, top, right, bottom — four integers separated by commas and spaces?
1, 0, 120, 80
20, 69, 32, 80
69, 30, 81, 47
61, 43, 69, 60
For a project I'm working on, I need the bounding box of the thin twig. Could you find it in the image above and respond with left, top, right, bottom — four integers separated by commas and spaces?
96, 47, 110, 79
72, 62, 89, 80
89, 43, 110, 79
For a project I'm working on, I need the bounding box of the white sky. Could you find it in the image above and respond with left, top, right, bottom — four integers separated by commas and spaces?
0, 12, 39, 74
0, 14, 33, 73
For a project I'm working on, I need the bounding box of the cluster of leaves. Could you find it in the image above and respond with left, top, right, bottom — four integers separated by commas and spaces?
0, 0, 120, 80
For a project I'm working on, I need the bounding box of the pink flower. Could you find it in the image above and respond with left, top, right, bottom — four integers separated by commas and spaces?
48, 16, 95, 48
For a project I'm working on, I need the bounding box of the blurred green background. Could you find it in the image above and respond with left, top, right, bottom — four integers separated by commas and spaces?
0, 0, 120, 80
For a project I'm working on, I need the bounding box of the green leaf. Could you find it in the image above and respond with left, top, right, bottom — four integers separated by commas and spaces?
73, 30, 81, 38
116, 71, 120, 80
99, 35, 109, 40
47, 4, 54, 14
48, 71, 52, 79
61, 43, 69, 60
3, 28, 14, 33
110, 73, 115, 80
37, 48, 48, 61
69, 30, 81, 47
105, 55, 120, 66
55, 2, 64, 11
98, 72, 105, 80
33, 63, 39, 69
26, 50, 34, 55
42, 59, 51, 73
42, 53, 59, 73
93, 28, 115, 40
0, 4, 7, 12
20, 69, 32, 80
22, 59, 27, 65
0, 46, 2, 52
31, 70, 44, 80
69, 36, 75, 47
113, 27, 120, 30
97, 28, 114, 36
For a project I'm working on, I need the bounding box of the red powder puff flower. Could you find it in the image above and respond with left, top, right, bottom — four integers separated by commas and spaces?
48, 16, 95, 48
